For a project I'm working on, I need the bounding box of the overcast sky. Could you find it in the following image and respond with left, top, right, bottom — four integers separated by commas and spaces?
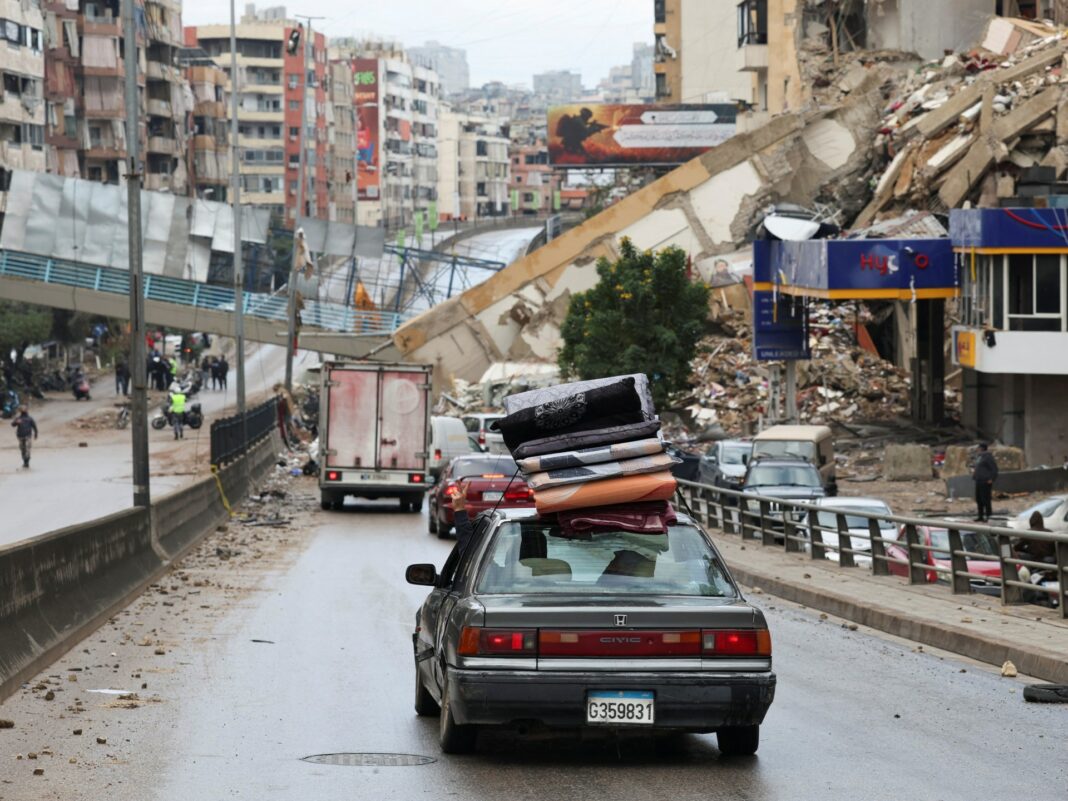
182, 0, 653, 89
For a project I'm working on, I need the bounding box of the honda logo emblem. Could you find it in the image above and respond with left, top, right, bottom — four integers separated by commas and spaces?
614, 614, 627, 627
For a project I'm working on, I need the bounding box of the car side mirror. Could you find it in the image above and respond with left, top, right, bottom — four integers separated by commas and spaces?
405, 563, 438, 586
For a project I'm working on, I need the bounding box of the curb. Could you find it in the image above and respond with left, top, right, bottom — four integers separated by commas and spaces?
729, 563, 1068, 685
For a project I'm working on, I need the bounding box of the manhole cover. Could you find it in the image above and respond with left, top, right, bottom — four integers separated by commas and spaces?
301, 753, 436, 767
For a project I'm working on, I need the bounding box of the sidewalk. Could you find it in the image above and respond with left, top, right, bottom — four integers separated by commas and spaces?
713, 532, 1068, 684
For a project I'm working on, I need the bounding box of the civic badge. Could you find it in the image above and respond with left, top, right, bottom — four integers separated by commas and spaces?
614, 614, 627, 627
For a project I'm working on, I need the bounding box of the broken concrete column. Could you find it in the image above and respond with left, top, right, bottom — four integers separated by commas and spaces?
883, 444, 933, 481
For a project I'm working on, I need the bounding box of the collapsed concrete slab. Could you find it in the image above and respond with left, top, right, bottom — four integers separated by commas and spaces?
393, 71, 892, 386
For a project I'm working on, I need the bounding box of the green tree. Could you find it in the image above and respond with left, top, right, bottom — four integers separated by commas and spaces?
0, 301, 52, 370
558, 239, 710, 408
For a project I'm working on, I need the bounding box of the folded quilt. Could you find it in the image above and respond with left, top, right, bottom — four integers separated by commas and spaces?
516, 437, 663, 474
525, 452, 679, 490
492, 377, 645, 452
534, 471, 678, 515
503, 373, 656, 419
512, 420, 662, 460
559, 501, 678, 535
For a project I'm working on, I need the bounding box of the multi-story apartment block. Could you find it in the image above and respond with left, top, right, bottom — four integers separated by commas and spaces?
327, 59, 355, 223
143, 0, 187, 192
437, 109, 508, 221
182, 46, 229, 201
411, 63, 439, 227
0, 0, 46, 207
408, 40, 468, 97
186, 4, 327, 224
653, 0, 751, 105
532, 70, 583, 104
509, 140, 556, 216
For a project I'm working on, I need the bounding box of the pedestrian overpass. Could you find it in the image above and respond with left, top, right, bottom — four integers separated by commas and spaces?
0, 248, 403, 360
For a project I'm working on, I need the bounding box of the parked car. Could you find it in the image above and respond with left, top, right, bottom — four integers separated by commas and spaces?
741, 458, 826, 529
406, 509, 776, 755
429, 416, 480, 479
1008, 495, 1068, 534
699, 438, 752, 489
664, 442, 701, 482
463, 413, 505, 453
807, 497, 894, 565
427, 454, 533, 538
752, 425, 837, 495
884, 523, 1001, 592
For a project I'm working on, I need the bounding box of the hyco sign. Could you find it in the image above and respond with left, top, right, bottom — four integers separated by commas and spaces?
859, 250, 930, 276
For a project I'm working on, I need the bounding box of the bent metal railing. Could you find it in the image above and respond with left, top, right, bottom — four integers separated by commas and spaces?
676, 479, 1068, 619
0, 249, 405, 336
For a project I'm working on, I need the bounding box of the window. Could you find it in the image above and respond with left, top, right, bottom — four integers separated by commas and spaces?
1007, 253, 1064, 331
654, 0, 666, 24
476, 522, 737, 598
287, 73, 299, 89
737, 0, 768, 47
288, 99, 299, 110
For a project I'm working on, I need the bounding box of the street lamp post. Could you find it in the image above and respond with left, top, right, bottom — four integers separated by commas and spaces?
230, 0, 247, 458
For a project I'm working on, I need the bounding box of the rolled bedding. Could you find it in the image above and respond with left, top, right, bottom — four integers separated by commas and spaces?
516, 437, 663, 474
558, 501, 678, 536
525, 452, 680, 490
512, 420, 662, 460
491, 377, 647, 453
534, 470, 677, 515
503, 373, 655, 419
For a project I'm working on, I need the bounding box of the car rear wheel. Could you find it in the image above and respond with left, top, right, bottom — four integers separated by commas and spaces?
717, 725, 759, 756
320, 491, 334, 511
439, 683, 476, 754
414, 665, 439, 716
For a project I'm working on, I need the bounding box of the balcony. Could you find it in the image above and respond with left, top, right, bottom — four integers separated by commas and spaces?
952, 326, 1068, 375
737, 0, 768, 72
143, 173, 173, 192
147, 98, 172, 117
147, 136, 177, 155
84, 106, 124, 119
738, 38, 768, 72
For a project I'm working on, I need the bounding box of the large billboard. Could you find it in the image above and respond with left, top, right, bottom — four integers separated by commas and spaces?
353, 58, 380, 201
547, 103, 738, 167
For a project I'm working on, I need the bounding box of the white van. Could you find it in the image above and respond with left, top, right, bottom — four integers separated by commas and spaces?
752, 424, 837, 494
429, 416, 478, 477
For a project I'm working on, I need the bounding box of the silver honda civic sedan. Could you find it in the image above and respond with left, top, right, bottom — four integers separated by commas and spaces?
406, 509, 776, 755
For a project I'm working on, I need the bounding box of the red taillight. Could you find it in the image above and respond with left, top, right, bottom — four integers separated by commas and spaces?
434, 449, 442, 460
408, 473, 424, 484
444, 482, 459, 498
504, 485, 535, 502
701, 629, 772, 657
458, 627, 536, 656
478, 432, 486, 445
326, 470, 340, 481
539, 630, 702, 657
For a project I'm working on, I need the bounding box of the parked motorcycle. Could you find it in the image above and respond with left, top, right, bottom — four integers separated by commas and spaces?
1, 388, 20, 419
116, 402, 131, 429
151, 400, 203, 431
72, 374, 91, 401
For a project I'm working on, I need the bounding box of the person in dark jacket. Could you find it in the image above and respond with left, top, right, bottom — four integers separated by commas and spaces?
115, 360, 130, 396
11, 405, 38, 468
450, 479, 477, 551
972, 443, 998, 522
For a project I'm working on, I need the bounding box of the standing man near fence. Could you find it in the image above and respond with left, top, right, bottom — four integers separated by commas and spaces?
11, 405, 38, 469
973, 443, 998, 522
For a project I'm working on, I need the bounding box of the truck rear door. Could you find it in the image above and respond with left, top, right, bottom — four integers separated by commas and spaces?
325, 367, 378, 469
377, 370, 427, 471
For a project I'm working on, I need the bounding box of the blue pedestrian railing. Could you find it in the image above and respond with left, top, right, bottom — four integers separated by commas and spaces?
0, 249, 406, 336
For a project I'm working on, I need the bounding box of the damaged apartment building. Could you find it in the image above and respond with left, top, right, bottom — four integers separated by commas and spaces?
0, 0, 46, 211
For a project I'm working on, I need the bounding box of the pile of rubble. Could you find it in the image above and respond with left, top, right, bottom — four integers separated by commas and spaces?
683, 302, 942, 435
858, 16, 1068, 224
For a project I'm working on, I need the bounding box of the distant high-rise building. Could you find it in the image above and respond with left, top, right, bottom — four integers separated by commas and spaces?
631, 43, 655, 98
532, 70, 583, 104
409, 40, 469, 97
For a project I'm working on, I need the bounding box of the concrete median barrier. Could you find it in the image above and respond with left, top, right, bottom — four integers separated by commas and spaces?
0, 433, 281, 703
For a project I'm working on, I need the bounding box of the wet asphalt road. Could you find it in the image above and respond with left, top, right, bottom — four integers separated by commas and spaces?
125, 502, 1064, 801
150, 504, 1059, 798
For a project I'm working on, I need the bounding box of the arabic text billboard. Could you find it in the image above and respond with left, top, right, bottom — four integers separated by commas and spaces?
353, 58, 380, 201
547, 103, 738, 167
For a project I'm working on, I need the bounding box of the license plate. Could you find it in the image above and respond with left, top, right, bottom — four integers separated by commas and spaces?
359, 473, 390, 482
482, 491, 503, 502
586, 691, 654, 725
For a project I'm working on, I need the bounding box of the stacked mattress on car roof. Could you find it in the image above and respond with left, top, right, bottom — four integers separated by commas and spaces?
491, 374, 679, 533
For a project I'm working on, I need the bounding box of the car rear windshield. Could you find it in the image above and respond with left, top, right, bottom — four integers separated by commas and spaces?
452, 455, 518, 479
476, 522, 737, 597
929, 529, 999, 560
745, 465, 821, 488
721, 444, 751, 465
752, 440, 818, 462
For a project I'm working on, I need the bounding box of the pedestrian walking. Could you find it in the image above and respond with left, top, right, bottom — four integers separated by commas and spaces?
168, 387, 187, 440
200, 355, 212, 391
217, 356, 229, 391
972, 443, 998, 522
11, 404, 38, 468
115, 359, 130, 396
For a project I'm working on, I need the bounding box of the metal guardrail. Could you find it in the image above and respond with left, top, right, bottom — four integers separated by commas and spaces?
210, 397, 279, 467
0, 249, 405, 336
677, 479, 1068, 619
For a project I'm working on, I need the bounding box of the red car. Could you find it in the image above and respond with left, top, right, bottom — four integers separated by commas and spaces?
885, 524, 1001, 591
428, 454, 534, 538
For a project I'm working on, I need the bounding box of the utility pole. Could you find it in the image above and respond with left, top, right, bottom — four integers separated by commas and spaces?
123, 0, 149, 508
230, 0, 248, 455
285, 15, 324, 392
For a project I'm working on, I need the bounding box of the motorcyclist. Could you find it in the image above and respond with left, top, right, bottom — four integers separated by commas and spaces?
168, 385, 187, 440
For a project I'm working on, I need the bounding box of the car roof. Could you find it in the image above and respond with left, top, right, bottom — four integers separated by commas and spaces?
748, 457, 817, 467
717, 438, 752, 448
464, 412, 503, 420
488, 509, 699, 527
753, 424, 833, 441
815, 497, 890, 509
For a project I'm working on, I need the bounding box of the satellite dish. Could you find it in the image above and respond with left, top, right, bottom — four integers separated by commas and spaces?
764, 215, 821, 241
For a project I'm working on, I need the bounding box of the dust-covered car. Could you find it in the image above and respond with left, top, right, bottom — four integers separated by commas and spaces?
406, 509, 776, 755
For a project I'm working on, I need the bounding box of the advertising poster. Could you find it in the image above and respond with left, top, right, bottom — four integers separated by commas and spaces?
353, 58, 380, 201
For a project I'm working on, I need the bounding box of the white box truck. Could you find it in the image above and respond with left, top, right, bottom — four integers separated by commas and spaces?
318, 361, 432, 512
